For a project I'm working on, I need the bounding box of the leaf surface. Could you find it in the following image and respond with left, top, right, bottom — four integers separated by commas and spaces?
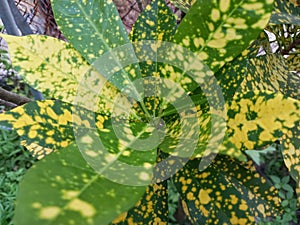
111, 181, 168, 225
174, 0, 274, 72
13, 143, 146, 225
0, 34, 124, 114
222, 91, 300, 156
173, 156, 282, 224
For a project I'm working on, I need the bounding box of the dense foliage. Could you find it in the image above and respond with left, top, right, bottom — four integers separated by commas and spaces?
0, 0, 299, 224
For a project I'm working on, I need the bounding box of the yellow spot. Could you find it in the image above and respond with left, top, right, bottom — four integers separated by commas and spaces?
187, 192, 195, 200
46, 107, 58, 120
62, 190, 79, 200
182, 37, 190, 46
207, 22, 214, 31
111, 212, 127, 223
211, 9, 220, 22
199, 205, 209, 217
81, 135, 93, 144
193, 37, 204, 48
220, 0, 230, 12
105, 154, 116, 163
28, 130, 38, 139
146, 20, 155, 26
198, 189, 212, 204
242, 2, 263, 10
197, 52, 208, 60
139, 172, 151, 181
239, 200, 248, 211
257, 204, 265, 215
85, 150, 99, 157
207, 39, 226, 48
39, 206, 61, 219
32, 202, 42, 208
230, 195, 238, 204
68, 199, 96, 217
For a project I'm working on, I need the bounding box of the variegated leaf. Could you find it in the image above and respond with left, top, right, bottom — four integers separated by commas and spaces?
0, 34, 126, 114
13, 143, 147, 225
51, 0, 142, 100
222, 91, 300, 157
169, 0, 195, 13
270, 0, 300, 25
110, 181, 168, 225
173, 156, 282, 224
174, 0, 274, 72
238, 53, 300, 100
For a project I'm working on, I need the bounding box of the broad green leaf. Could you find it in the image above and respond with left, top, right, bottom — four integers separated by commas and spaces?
13, 143, 146, 225
51, 0, 128, 63
174, 0, 274, 72
51, 0, 142, 100
222, 91, 300, 156
173, 156, 282, 224
270, 0, 300, 25
111, 181, 168, 225
238, 53, 300, 100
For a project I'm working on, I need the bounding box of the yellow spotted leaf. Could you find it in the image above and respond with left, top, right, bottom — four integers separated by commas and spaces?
13, 143, 147, 225
0, 34, 124, 114
51, 0, 143, 100
169, 0, 196, 12
174, 0, 274, 72
270, 0, 300, 25
222, 91, 300, 157
110, 181, 168, 225
238, 53, 300, 100
173, 155, 282, 224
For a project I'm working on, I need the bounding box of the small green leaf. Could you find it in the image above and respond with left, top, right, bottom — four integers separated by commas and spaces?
174, 0, 274, 72
173, 156, 282, 224
13, 143, 146, 225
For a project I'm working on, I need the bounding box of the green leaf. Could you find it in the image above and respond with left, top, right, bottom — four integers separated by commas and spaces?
174, 0, 274, 72
173, 156, 282, 224
51, 0, 128, 64
245, 144, 277, 165
222, 91, 300, 157
51, 0, 142, 100
270, 0, 300, 25
238, 53, 300, 100
169, 0, 195, 13
110, 181, 168, 225
13, 143, 146, 225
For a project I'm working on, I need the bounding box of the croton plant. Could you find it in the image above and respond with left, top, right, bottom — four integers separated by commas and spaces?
0, 0, 299, 224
